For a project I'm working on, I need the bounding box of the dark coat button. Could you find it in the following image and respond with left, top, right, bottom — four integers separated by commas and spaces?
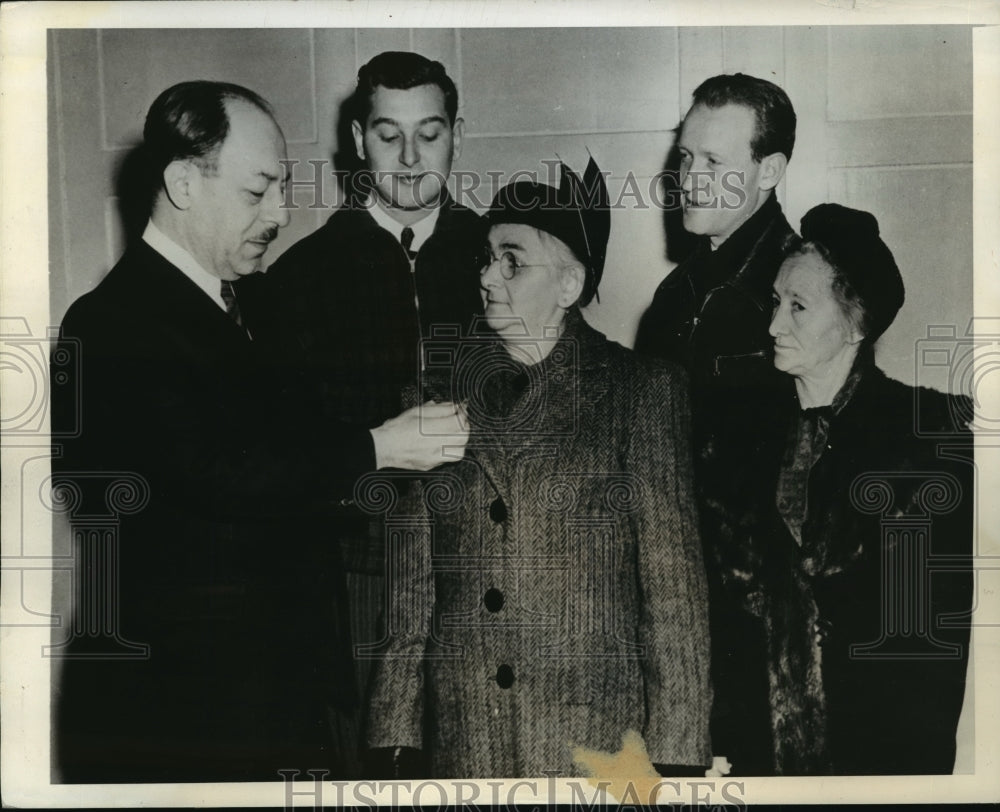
496, 664, 515, 689
489, 497, 507, 523
483, 588, 504, 613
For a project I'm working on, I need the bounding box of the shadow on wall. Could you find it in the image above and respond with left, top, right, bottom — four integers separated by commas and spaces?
631, 137, 700, 347
114, 143, 155, 249
332, 90, 366, 206
662, 138, 699, 266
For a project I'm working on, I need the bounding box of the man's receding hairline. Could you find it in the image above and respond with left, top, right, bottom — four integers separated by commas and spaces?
192, 99, 284, 179
223, 96, 281, 130
218, 97, 286, 156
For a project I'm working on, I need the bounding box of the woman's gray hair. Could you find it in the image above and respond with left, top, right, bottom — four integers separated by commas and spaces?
537, 229, 586, 307
782, 236, 872, 343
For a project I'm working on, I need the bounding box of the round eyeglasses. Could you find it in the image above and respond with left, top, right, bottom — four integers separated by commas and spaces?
479, 250, 549, 281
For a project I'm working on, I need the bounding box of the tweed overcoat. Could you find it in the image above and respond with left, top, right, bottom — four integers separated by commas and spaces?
707, 362, 974, 774
365, 310, 713, 777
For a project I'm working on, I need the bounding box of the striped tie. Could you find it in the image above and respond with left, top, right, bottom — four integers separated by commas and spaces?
220, 280, 243, 328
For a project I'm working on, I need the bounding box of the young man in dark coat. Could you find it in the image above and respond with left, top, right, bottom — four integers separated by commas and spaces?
52, 81, 467, 783
634, 73, 798, 774
236, 52, 486, 762
635, 73, 796, 394
244, 52, 484, 427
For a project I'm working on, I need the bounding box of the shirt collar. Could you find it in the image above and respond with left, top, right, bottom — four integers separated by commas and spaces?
363, 195, 441, 253
142, 220, 227, 311
692, 194, 782, 296
711, 193, 780, 259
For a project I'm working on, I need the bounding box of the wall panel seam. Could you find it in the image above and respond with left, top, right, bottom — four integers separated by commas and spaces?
828, 111, 974, 123
675, 27, 682, 124
833, 162, 972, 172
454, 28, 464, 119
308, 28, 318, 145
465, 128, 673, 139
53, 30, 73, 300
96, 29, 111, 153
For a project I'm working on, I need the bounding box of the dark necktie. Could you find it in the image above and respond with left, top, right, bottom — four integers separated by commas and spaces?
220, 280, 243, 328
400, 226, 417, 263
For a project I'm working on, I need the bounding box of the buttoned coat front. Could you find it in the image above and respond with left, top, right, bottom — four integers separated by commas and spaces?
365, 311, 712, 778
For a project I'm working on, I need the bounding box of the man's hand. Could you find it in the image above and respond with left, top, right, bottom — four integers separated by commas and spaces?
370, 401, 469, 471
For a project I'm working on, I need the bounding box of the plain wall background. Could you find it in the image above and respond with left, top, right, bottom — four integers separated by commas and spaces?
45, 25, 975, 773
48, 26, 973, 388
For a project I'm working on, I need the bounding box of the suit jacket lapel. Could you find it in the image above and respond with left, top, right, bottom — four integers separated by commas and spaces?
125, 242, 253, 357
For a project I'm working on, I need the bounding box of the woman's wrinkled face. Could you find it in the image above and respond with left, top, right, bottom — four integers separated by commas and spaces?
769, 251, 861, 380
480, 224, 571, 343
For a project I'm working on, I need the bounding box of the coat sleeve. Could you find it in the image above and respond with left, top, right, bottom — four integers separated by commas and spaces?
865, 389, 975, 772
57, 298, 375, 519
627, 360, 713, 766
364, 477, 435, 751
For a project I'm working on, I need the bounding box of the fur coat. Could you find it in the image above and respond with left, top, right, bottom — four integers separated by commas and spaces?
705, 359, 973, 775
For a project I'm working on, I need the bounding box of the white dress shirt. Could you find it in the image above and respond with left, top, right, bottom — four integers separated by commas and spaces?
363, 195, 440, 255
142, 220, 228, 312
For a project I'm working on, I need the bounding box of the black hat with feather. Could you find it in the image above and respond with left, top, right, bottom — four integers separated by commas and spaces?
486, 158, 610, 307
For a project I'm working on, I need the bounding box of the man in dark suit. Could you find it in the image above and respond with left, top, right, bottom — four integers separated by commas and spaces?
52, 80, 467, 783
239, 52, 486, 729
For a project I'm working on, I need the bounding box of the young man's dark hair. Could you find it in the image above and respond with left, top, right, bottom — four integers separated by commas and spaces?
353, 51, 459, 125
690, 72, 797, 162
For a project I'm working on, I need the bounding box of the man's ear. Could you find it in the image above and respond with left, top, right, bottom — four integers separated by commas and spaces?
758, 152, 788, 192
351, 120, 366, 161
451, 117, 465, 162
558, 265, 585, 308
162, 160, 196, 210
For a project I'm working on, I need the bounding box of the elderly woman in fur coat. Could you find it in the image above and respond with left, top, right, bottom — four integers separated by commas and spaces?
363, 160, 713, 779
707, 204, 974, 775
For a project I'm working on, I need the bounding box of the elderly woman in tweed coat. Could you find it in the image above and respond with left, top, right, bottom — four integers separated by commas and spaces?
364, 160, 712, 778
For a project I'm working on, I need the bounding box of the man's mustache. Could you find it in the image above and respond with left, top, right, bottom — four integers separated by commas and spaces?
253, 227, 279, 243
